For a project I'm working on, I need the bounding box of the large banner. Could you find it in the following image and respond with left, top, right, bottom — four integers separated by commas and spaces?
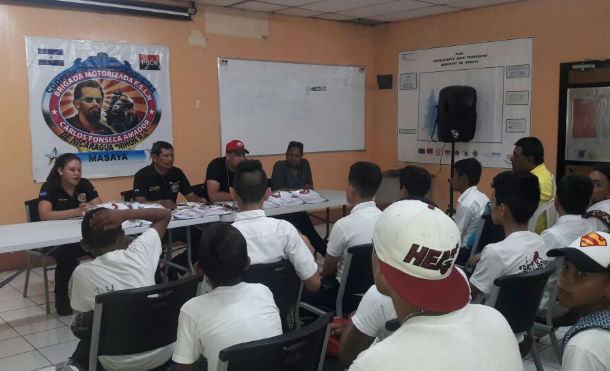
397, 38, 532, 168
26, 37, 172, 182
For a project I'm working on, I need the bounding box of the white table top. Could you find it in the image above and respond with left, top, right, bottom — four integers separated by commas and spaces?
0, 189, 346, 254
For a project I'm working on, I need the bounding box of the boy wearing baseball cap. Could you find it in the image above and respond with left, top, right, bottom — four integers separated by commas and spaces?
205, 139, 249, 202
349, 200, 522, 371
547, 232, 610, 371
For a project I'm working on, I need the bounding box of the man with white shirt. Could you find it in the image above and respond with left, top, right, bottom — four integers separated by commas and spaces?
230, 159, 321, 293
70, 207, 172, 371
348, 200, 523, 371
450, 158, 489, 249
538, 174, 594, 316
586, 163, 610, 232
469, 171, 548, 299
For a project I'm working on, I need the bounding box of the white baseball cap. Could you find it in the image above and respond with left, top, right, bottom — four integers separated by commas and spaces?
548, 232, 610, 273
373, 200, 469, 312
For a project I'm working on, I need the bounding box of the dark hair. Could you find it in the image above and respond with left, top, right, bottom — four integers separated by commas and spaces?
399, 165, 431, 197
557, 174, 593, 215
46, 153, 81, 187
74, 80, 103, 100
82, 208, 123, 250
492, 171, 540, 224
197, 223, 248, 286
401, 195, 438, 208
234, 160, 268, 204
515, 137, 544, 165
286, 141, 304, 154
454, 158, 482, 186
151, 141, 173, 156
348, 162, 382, 198
592, 163, 610, 184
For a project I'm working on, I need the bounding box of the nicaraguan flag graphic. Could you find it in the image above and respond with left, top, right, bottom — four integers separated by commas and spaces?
37, 48, 64, 66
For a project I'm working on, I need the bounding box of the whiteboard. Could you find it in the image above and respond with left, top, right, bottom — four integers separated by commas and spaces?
217, 58, 365, 156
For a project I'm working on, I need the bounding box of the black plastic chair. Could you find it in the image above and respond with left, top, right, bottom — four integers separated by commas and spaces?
242, 260, 302, 332
73, 276, 200, 371
120, 189, 134, 202
486, 261, 556, 371
216, 312, 333, 371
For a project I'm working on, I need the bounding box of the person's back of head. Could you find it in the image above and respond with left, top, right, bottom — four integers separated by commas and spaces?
492, 171, 540, 225
197, 223, 249, 287
399, 165, 431, 197
233, 160, 268, 204
454, 158, 482, 186
348, 162, 382, 199
515, 137, 544, 165
81, 208, 124, 253
557, 174, 593, 215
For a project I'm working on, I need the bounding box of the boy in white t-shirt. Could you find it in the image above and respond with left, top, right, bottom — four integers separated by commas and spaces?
172, 223, 283, 371
450, 158, 489, 249
585, 164, 610, 233
348, 200, 522, 371
469, 171, 548, 298
230, 160, 321, 293
316, 162, 382, 308
70, 207, 172, 371
547, 232, 610, 371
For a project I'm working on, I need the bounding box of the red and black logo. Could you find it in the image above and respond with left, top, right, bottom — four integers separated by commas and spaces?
139, 54, 160, 70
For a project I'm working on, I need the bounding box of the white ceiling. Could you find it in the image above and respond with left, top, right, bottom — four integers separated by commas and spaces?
192, 0, 525, 23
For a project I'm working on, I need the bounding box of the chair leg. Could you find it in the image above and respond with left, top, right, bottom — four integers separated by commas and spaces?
23, 253, 31, 297
529, 329, 544, 371
550, 330, 562, 363
42, 257, 51, 314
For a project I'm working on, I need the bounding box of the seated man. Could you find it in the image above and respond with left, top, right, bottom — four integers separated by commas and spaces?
348, 200, 522, 371
548, 232, 610, 371
539, 174, 594, 316
469, 171, 548, 299
399, 165, 431, 199
133, 141, 207, 209
230, 159, 321, 293
172, 223, 282, 371
450, 158, 489, 249
70, 207, 172, 370
205, 139, 248, 202
317, 162, 382, 308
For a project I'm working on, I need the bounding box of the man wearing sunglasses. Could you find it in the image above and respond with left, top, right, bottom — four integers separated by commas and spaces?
66, 80, 114, 135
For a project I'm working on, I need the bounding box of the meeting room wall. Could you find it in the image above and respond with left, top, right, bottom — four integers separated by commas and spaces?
371, 0, 610, 211
0, 3, 376, 270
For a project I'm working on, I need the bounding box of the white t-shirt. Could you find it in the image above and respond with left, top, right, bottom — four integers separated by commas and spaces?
351, 285, 396, 342
453, 186, 489, 248
587, 200, 610, 233
348, 304, 523, 371
232, 210, 318, 281
470, 230, 548, 295
562, 328, 610, 371
70, 229, 173, 371
326, 201, 382, 282
539, 215, 593, 314
172, 282, 282, 371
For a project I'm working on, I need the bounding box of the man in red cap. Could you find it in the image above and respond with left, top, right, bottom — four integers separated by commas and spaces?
205, 140, 248, 202
348, 200, 522, 371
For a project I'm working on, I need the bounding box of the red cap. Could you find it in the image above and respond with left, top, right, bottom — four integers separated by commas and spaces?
226, 140, 249, 154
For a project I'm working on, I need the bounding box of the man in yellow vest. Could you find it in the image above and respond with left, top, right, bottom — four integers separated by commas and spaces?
511, 137, 556, 233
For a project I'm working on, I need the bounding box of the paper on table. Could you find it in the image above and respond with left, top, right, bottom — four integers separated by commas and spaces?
265, 191, 304, 208
290, 189, 327, 204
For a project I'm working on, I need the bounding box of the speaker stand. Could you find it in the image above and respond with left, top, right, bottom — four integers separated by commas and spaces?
446, 141, 456, 217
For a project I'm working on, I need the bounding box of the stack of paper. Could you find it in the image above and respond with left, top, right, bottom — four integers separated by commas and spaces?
291, 189, 327, 204
264, 191, 305, 209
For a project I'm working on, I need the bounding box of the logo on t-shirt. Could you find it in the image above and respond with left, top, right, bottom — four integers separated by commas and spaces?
518, 251, 546, 273
580, 232, 607, 247
77, 193, 87, 202
170, 182, 179, 193
149, 186, 160, 192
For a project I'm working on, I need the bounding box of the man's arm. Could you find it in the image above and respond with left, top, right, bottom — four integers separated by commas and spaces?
91, 208, 171, 238
176, 363, 197, 371
339, 322, 375, 367
303, 271, 321, 292
322, 255, 340, 278
206, 179, 232, 202
185, 192, 208, 204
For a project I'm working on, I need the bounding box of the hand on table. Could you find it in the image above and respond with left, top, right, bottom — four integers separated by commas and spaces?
157, 199, 177, 210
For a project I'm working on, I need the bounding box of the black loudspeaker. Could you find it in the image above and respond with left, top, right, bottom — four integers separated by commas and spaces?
436, 86, 477, 142
377, 74, 392, 90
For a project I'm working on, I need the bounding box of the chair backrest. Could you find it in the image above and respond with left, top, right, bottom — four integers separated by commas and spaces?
337, 243, 374, 317
89, 276, 200, 370
120, 190, 134, 202
486, 261, 556, 334
528, 199, 558, 232
191, 183, 208, 200
217, 312, 333, 371
473, 202, 504, 255
24, 198, 41, 223
242, 260, 302, 332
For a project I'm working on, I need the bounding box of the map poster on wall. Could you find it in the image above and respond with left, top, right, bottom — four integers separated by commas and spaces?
565, 87, 610, 162
397, 38, 532, 168
25, 37, 173, 182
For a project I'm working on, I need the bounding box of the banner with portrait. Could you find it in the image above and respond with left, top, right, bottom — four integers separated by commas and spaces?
25, 37, 172, 182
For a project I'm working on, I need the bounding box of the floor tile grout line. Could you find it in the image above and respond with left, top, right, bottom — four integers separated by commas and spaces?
0, 337, 36, 360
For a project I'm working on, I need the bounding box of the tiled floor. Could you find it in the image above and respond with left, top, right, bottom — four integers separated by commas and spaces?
0, 228, 566, 371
